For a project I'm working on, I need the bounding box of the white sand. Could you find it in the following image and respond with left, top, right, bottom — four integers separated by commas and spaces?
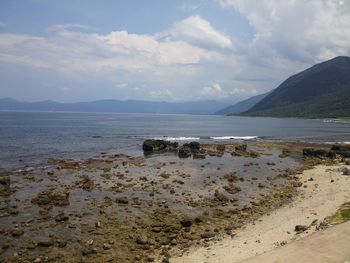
172, 164, 350, 263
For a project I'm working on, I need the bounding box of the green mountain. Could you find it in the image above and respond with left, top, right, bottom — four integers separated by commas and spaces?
241, 56, 350, 118
215, 92, 269, 115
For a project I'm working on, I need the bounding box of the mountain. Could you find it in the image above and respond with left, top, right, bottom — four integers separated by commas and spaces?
0, 98, 230, 115
241, 56, 350, 118
215, 92, 269, 115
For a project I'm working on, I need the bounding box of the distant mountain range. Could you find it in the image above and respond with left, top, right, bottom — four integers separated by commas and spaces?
3, 56, 349, 118
215, 92, 269, 115
0, 98, 230, 115
220, 56, 350, 118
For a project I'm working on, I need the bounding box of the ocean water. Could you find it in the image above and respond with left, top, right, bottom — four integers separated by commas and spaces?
1, 111, 350, 169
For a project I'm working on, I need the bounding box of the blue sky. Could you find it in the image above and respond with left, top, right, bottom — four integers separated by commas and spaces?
0, 0, 349, 102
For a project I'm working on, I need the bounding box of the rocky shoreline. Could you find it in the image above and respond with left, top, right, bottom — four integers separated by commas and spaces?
0, 141, 349, 262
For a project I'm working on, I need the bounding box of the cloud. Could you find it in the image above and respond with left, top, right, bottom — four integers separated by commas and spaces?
157, 15, 233, 49
1, 3, 350, 102
200, 83, 227, 99
218, 0, 350, 62
47, 23, 95, 32
0, 21, 6, 28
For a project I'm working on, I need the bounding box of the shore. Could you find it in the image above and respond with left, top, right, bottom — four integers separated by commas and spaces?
1, 141, 349, 262
172, 163, 350, 263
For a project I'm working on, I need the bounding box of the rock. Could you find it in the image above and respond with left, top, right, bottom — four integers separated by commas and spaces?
147, 256, 155, 262
214, 190, 229, 202
54, 212, 69, 222
78, 175, 94, 191
82, 246, 97, 255
31, 188, 69, 207
183, 142, 200, 151
292, 181, 303, 187
180, 218, 193, 228
294, 225, 308, 233
178, 146, 192, 158
193, 149, 206, 159
103, 243, 112, 250
200, 231, 215, 239
116, 197, 129, 204
342, 167, 350, 175
235, 144, 247, 152
331, 145, 350, 157
142, 140, 178, 152
11, 228, 24, 237
136, 236, 148, 245
302, 148, 335, 158
36, 237, 54, 247
0, 175, 10, 194
216, 144, 225, 152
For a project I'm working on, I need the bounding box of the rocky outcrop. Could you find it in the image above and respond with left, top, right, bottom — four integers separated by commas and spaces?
142, 140, 178, 152
31, 188, 70, 207
0, 175, 10, 195
303, 145, 350, 159
231, 144, 260, 158
178, 146, 192, 158
331, 145, 350, 158
302, 148, 336, 158
178, 142, 202, 158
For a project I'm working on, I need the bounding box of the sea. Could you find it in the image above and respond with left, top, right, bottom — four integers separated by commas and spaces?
1, 111, 350, 169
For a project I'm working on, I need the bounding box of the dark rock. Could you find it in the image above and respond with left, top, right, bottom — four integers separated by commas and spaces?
11, 228, 24, 237
116, 197, 129, 204
142, 140, 178, 152
82, 246, 97, 255
183, 142, 200, 151
294, 225, 308, 233
55, 212, 69, 222
214, 190, 229, 202
235, 144, 247, 152
178, 146, 192, 158
0, 175, 10, 193
79, 175, 94, 191
200, 231, 215, 239
180, 218, 193, 228
136, 236, 148, 245
216, 144, 225, 152
193, 149, 206, 159
302, 148, 335, 158
31, 188, 69, 207
342, 167, 350, 175
36, 237, 54, 247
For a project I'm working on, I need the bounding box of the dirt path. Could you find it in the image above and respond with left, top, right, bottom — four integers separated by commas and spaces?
172, 164, 350, 263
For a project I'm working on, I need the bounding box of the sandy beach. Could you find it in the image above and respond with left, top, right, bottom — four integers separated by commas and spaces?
172, 163, 350, 263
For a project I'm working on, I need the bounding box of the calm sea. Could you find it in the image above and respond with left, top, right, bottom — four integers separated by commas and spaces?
1, 111, 350, 169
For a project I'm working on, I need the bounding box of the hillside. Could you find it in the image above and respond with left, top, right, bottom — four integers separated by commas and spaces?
242, 56, 350, 118
215, 92, 269, 115
0, 98, 229, 115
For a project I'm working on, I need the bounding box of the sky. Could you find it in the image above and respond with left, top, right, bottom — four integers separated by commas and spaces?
0, 0, 350, 103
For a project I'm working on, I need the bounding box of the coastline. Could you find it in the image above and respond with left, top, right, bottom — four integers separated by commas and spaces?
1, 141, 350, 262
172, 163, 350, 263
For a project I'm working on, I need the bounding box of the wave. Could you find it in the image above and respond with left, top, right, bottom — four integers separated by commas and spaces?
151, 136, 258, 141
152, 136, 200, 141
210, 136, 258, 140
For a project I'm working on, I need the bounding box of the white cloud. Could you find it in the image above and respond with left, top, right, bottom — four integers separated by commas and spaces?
218, 0, 350, 62
0, 21, 6, 28
200, 83, 226, 99
47, 23, 95, 32
150, 89, 173, 100
157, 15, 233, 49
